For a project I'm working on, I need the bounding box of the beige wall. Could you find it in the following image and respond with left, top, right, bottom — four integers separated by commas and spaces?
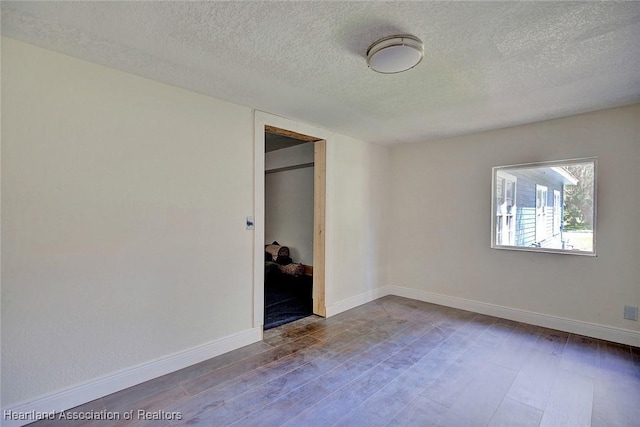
1, 38, 391, 408
326, 134, 390, 306
1, 38, 258, 405
389, 104, 640, 334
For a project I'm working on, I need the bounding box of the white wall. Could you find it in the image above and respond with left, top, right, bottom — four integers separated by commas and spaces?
1, 39, 256, 407
265, 144, 314, 265
389, 104, 640, 338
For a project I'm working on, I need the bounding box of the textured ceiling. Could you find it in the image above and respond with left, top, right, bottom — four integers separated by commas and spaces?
2, 1, 639, 145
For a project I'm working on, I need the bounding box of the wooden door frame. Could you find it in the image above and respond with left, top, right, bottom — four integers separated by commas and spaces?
312, 140, 326, 317
253, 115, 326, 330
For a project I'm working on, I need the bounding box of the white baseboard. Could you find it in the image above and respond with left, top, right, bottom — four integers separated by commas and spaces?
384, 285, 640, 347
325, 287, 389, 317
1, 327, 262, 427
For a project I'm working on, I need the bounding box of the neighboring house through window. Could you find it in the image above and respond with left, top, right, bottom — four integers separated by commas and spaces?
492, 158, 593, 255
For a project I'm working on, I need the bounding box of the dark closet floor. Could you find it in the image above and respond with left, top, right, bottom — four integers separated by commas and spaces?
263, 273, 313, 330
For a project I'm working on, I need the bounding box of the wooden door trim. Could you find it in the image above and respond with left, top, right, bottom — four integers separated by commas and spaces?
265, 125, 323, 143
312, 140, 326, 317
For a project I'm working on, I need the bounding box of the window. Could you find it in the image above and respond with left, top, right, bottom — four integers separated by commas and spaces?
491, 158, 596, 256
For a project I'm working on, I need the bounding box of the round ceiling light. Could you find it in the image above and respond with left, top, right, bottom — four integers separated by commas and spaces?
366, 34, 424, 74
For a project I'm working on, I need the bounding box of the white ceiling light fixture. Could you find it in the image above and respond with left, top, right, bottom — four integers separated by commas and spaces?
366, 34, 424, 74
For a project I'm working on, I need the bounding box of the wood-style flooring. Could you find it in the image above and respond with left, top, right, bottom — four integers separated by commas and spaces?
30, 296, 640, 427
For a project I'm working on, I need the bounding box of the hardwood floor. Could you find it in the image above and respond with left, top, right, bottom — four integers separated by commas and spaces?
30, 296, 640, 427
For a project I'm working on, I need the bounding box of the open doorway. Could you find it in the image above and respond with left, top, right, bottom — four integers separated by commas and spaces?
261, 126, 325, 330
